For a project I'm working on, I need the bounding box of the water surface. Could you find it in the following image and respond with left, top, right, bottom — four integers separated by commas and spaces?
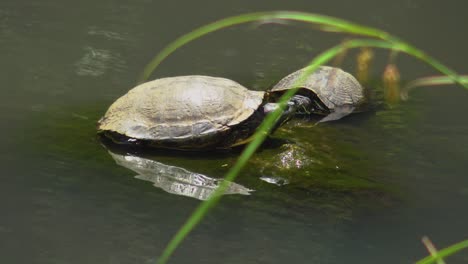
1, 1, 468, 263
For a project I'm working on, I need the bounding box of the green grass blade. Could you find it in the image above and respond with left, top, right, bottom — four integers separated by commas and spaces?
416, 239, 468, 264
156, 40, 352, 264
149, 11, 468, 264
139, 11, 392, 82
421, 237, 446, 264
386, 43, 466, 89
139, 11, 466, 89
408, 75, 468, 87
155, 37, 467, 264
402, 75, 468, 99
405, 75, 468, 90
300, 39, 464, 88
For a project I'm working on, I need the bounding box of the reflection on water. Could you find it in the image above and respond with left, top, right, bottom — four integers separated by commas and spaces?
259, 175, 289, 186
75, 46, 125, 76
2, 0, 468, 263
87, 26, 126, 41
106, 148, 252, 200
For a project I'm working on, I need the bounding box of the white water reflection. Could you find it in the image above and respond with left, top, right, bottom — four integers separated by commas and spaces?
108, 151, 252, 200
75, 46, 125, 76
87, 26, 125, 40
259, 175, 289, 186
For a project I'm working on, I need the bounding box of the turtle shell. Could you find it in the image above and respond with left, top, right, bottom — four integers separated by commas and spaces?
271, 66, 366, 111
98, 75, 265, 149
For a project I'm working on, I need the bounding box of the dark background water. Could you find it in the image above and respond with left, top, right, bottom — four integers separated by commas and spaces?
1, 0, 467, 263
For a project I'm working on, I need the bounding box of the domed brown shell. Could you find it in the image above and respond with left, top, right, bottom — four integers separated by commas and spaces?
98, 76, 265, 148
271, 66, 366, 110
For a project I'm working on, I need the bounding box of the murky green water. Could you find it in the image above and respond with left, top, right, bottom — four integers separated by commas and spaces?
1, 1, 468, 263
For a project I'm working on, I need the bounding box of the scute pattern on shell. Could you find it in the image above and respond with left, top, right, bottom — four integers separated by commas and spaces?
98, 76, 265, 142
272, 66, 365, 109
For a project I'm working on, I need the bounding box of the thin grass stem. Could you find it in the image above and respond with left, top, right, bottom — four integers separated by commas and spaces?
156, 40, 346, 264
156, 37, 468, 264
421, 236, 446, 264
416, 239, 468, 264
149, 11, 468, 264
402, 75, 468, 99
140, 11, 466, 89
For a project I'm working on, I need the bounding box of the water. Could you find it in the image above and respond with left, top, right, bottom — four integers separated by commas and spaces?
1, 0, 468, 263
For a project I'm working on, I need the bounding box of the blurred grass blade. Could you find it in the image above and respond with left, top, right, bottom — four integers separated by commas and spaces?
139, 11, 391, 82
156, 38, 359, 264
149, 11, 468, 264
416, 239, 468, 264
139, 11, 466, 89
156, 37, 467, 264
402, 75, 468, 100
421, 237, 446, 264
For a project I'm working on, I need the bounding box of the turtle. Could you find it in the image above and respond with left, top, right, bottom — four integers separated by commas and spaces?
97, 75, 310, 150
270, 66, 368, 123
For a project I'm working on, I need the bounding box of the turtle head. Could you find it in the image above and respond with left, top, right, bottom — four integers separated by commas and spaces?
289, 95, 312, 114
263, 94, 314, 116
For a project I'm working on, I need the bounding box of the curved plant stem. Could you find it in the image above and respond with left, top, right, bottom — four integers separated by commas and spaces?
416, 239, 468, 264
140, 11, 466, 89
402, 75, 468, 99
150, 11, 468, 264
156, 40, 341, 264
139, 11, 392, 82
156, 37, 438, 264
